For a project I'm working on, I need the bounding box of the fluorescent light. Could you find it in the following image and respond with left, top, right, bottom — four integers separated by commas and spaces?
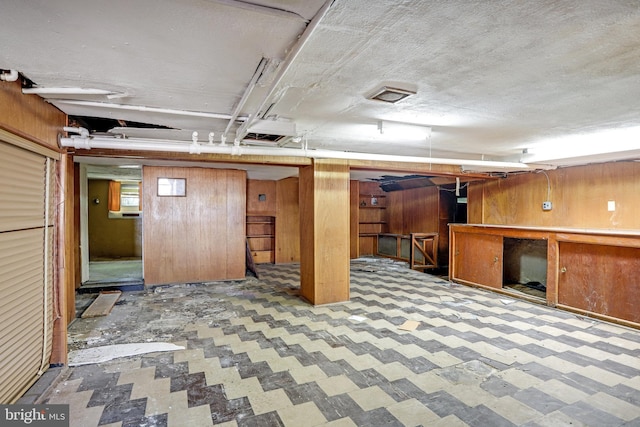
521, 126, 640, 164
376, 120, 432, 141
22, 87, 119, 96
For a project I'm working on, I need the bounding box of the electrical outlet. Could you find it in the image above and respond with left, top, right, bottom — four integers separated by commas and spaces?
542, 201, 552, 211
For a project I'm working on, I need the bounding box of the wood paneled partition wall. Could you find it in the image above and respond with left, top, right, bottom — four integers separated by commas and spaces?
143, 166, 246, 285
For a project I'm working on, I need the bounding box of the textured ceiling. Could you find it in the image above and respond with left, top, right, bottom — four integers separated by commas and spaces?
1, 0, 640, 179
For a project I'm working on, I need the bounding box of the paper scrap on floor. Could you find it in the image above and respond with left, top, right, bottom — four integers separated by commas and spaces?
68, 343, 185, 366
399, 320, 419, 331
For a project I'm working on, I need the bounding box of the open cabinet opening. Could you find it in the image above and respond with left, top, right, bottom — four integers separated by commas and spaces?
502, 237, 547, 299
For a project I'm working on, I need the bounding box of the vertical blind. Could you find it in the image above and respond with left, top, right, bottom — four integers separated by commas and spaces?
0, 141, 55, 404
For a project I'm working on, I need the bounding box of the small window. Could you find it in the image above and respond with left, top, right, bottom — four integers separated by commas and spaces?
108, 180, 142, 218
120, 182, 141, 209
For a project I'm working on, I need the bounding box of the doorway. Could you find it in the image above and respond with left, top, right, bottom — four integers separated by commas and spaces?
79, 163, 143, 291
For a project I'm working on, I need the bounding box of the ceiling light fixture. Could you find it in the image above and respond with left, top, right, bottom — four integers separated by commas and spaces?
368, 86, 416, 103
22, 87, 119, 96
376, 120, 431, 140
520, 126, 640, 165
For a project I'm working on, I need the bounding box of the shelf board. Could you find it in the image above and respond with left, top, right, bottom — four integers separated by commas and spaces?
359, 206, 386, 209
247, 234, 274, 238
359, 221, 387, 224
359, 233, 379, 237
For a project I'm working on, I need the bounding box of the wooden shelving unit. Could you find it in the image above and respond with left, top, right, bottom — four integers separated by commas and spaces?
357, 183, 388, 255
246, 215, 275, 263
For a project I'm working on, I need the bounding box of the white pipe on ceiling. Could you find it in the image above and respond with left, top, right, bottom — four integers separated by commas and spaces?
235, 0, 336, 140
63, 126, 89, 138
0, 69, 19, 82
222, 57, 268, 142
59, 134, 538, 170
50, 99, 244, 121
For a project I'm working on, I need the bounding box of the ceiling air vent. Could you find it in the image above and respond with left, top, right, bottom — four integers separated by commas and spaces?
368, 86, 416, 103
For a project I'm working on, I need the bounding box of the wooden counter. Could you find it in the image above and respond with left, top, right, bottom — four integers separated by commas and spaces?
449, 224, 640, 329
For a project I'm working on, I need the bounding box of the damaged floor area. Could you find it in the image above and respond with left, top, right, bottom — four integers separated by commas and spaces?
42, 259, 640, 426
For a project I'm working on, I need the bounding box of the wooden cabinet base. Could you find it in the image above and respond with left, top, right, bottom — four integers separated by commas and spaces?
450, 224, 640, 329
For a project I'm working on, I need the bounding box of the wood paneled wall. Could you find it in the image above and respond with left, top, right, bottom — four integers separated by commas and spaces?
143, 166, 246, 285
472, 162, 640, 229
467, 182, 484, 224
275, 177, 300, 263
386, 186, 453, 264
0, 80, 65, 149
247, 179, 277, 215
349, 181, 359, 258
387, 186, 440, 234
387, 191, 403, 233
300, 160, 350, 305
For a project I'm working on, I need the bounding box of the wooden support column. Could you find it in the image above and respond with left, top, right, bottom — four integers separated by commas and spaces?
299, 159, 350, 305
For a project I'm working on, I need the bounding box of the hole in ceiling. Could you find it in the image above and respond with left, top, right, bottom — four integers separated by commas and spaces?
244, 133, 287, 143
368, 86, 416, 103
371, 175, 436, 192
68, 116, 174, 134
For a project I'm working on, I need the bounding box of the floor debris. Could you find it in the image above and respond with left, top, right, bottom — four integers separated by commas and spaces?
81, 290, 122, 318
68, 342, 185, 366
398, 320, 419, 331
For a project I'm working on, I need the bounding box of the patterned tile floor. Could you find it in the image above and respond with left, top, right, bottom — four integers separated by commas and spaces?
43, 259, 640, 426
